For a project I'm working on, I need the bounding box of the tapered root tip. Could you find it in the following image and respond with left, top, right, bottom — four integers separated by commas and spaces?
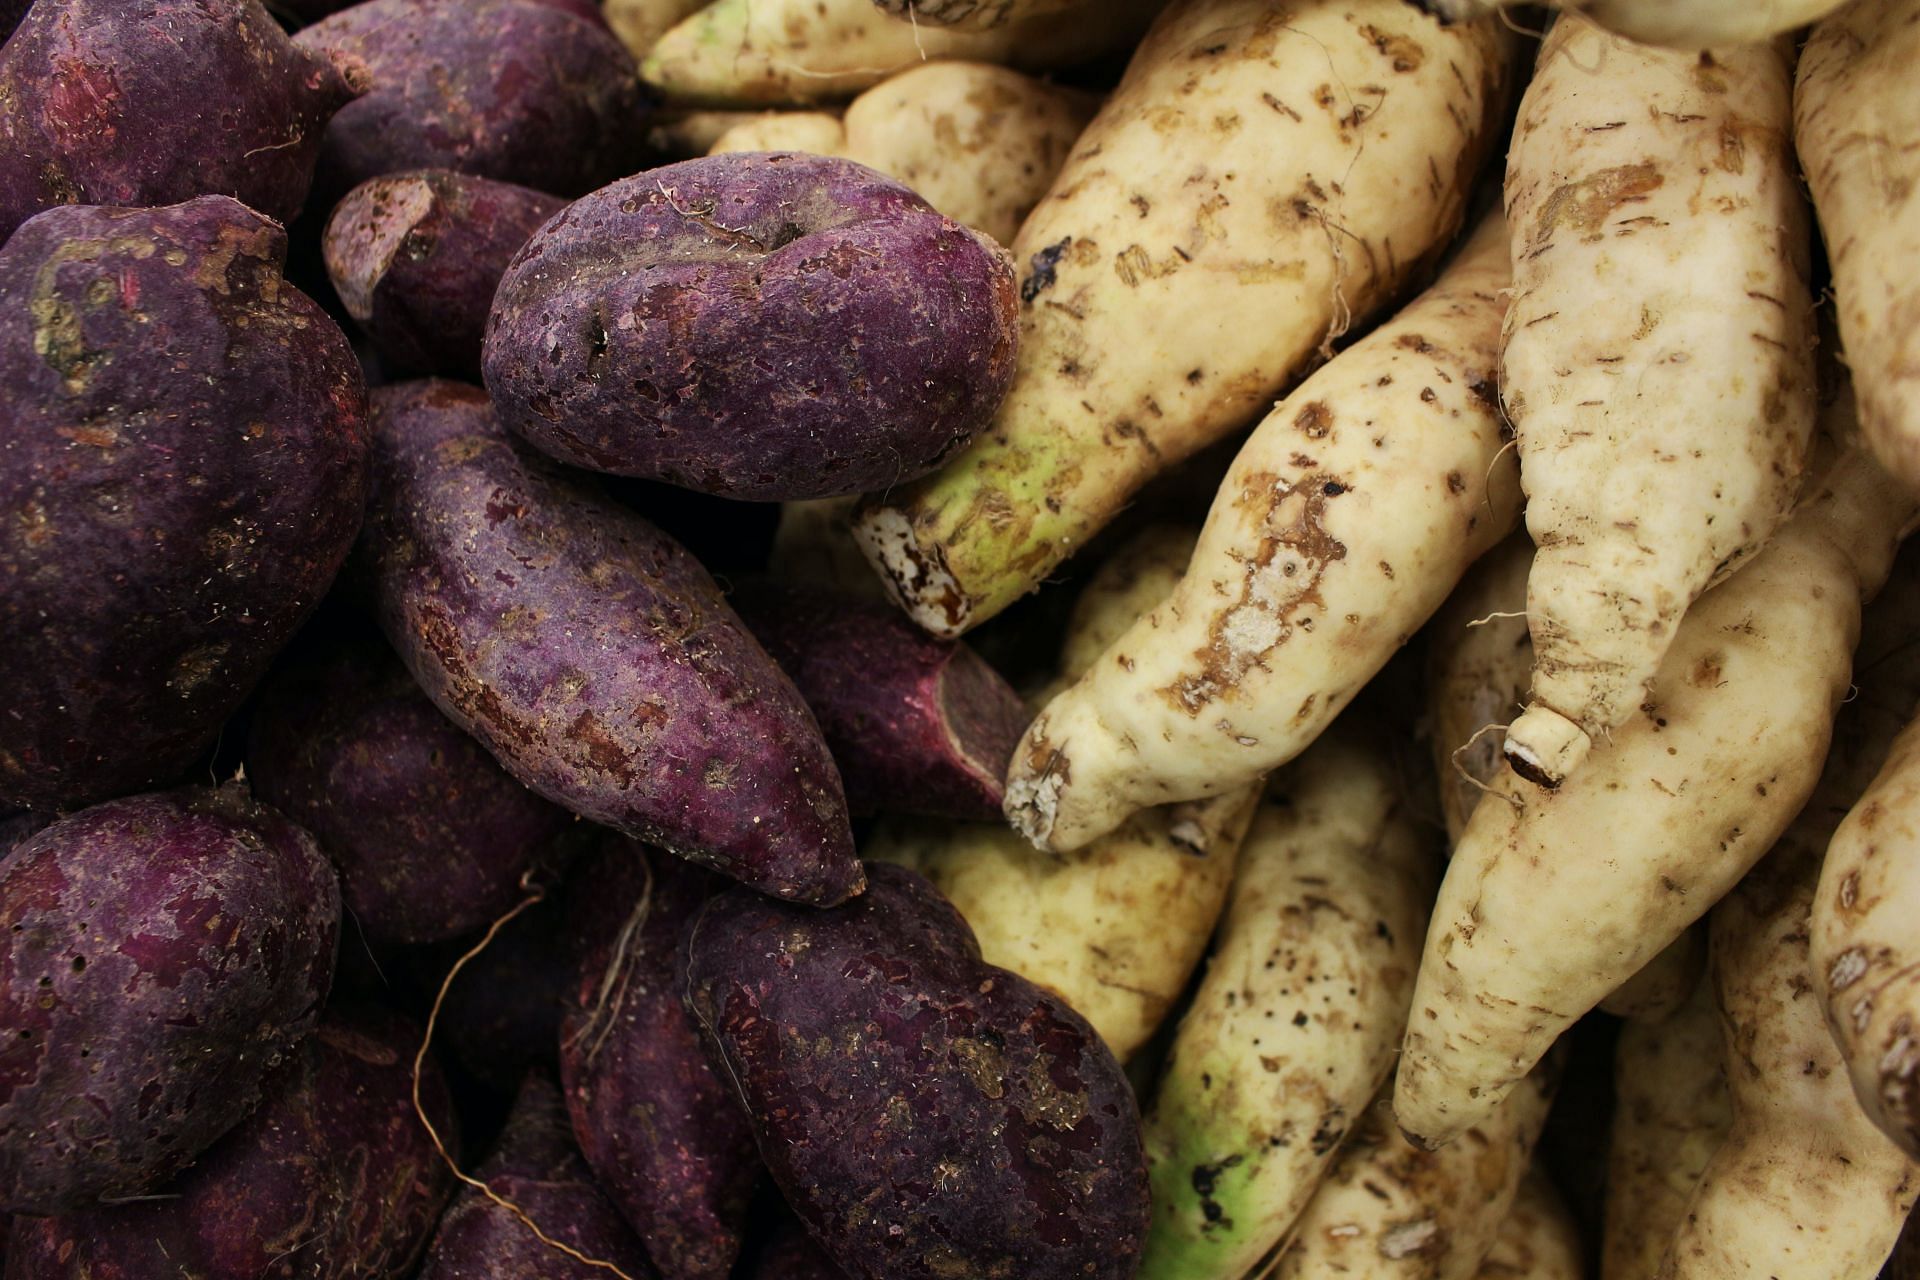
852, 504, 973, 640
1502, 705, 1591, 789
1002, 765, 1063, 853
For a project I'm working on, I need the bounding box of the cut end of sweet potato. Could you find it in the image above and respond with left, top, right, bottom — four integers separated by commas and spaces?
323, 174, 437, 322
854, 504, 973, 639
1502, 705, 1590, 789
934, 644, 1030, 819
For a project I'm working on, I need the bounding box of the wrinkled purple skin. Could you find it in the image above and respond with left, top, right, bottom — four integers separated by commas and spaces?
560, 841, 759, 1280
732, 579, 1029, 820
683, 863, 1150, 1280
483, 153, 1020, 501
295, 0, 645, 202
6, 1005, 457, 1280
359, 379, 862, 905
0, 787, 340, 1214
751, 1220, 851, 1280
325, 170, 567, 381
247, 634, 573, 945
420, 1074, 656, 1279
0, 197, 371, 811
0, 0, 357, 242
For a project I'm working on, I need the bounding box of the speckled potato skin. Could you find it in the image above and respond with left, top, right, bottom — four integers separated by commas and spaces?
560, 841, 758, 1280
6, 1005, 457, 1280
324, 170, 566, 381
419, 1075, 655, 1280
361, 379, 861, 904
295, 0, 645, 200
483, 152, 1019, 501
0, 787, 340, 1214
730, 578, 1029, 820
0, 0, 357, 242
683, 862, 1150, 1280
247, 635, 573, 946
0, 196, 371, 811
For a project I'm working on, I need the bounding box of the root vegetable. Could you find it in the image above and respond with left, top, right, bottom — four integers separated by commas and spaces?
1602, 979, 1732, 1280
1393, 402, 1917, 1150
0, 0, 356, 241
852, 0, 1515, 639
1479, 1171, 1586, 1280
604, 0, 707, 59
869, 0, 1085, 28
1496, 15, 1815, 787
1417, 0, 1853, 50
0, 196, 370, 811
1139, 719, 1438, 1280
1004, 212, 1521, 850
641, 0, 1159, 106
1272, 1063, 1559, 1279
1798, 0, 1920, 529
323, 171, 565, 381
359, 380, 861, 905
1428, 535, 1535, 844
482, 153, 1019, 503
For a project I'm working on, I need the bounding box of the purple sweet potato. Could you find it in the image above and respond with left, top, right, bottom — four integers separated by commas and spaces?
731, 579, 1028, 820
420, 1074, 655, 1279
295, 0, 645, 201
0, 787, 340, 1214
360, 379, 861, 905
324, 170, 567, 381
750, 1220, 850, 1280
683, 862, 1150, 1280
482, 152, 1019, 501
0, 196, 371, 811
0, 0, 357, 242
6, 1004, 457, 1280
247, 633, 573, 945
560, 841, 759, 1280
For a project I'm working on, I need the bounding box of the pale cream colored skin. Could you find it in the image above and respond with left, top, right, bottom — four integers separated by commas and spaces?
639, 0, 1159, 106
712, 63, 1096, 245
1602, 979, 1731, 1280
1815, 705, 1920, 1162
1393, 417, 1918, 1150
870, 525, 1261, 1061
1425, 0, 1848, 47
1811, 550, 1920, 1162
602, 0, 708, 61
1003, 213, 1522, 852
1498, 16, 1816, 788
851, 0, 1516, 639
1273, 1067, 1558, 1280
1139, 724, 1438, 1280
708, 112, 849, 155
1798, 0, 1920, 496
1478, 1171, 1586, 1280
1598, 930, 1706, 1024
1428, 534, 1535, 845
1657, 812, 1920, 1279
869, 0, 1084, 30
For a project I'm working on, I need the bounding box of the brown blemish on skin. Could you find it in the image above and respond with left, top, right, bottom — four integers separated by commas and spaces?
1530, 164, 1665, 250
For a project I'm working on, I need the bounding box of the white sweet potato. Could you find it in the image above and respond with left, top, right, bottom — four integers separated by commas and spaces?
868, 525, 1259, 1061
1497, 15, 1816, 787
712, 63, 1096, 245
1139, 720, 1438, 1280
868, 0, 1085, 29
1003, 212, 1520, 851
1428, 535, 1535, 844
1419, 0, 1849, 47
1602, 979, 1731, 1280
1798, 0, 1920, 495
640, 0, 1158, 106
852, 0, 1515, 638
1657, 807, 1920, 1280
603, 0, 707, 60
1393, 404, 1916, 1150
1480, 1171, 1585, 1280
1272, 1065, 1559, 1280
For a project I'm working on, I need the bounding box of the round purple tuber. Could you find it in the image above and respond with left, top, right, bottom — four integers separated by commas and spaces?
483, 152, 1020, 501
0, 787, 340, 1214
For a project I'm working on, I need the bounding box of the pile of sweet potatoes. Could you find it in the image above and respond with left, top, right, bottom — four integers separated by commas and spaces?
7, 0, 1920, 1277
